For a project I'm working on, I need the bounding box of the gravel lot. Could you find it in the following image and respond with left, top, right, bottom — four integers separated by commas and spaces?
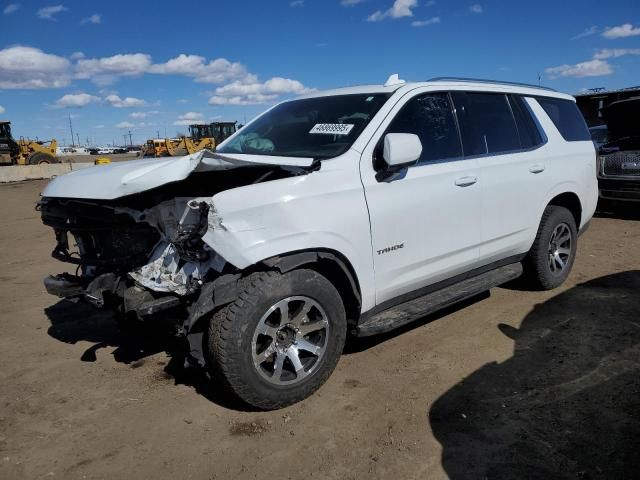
1, 180, 638, 479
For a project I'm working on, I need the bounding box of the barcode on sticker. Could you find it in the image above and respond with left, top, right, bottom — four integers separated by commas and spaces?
309, 123, 354, 135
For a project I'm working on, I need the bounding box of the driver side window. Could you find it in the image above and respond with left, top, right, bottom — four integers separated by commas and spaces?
385, 92, 463, 165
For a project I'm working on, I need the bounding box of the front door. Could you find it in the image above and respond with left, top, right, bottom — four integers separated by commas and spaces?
360, 91, 482, 306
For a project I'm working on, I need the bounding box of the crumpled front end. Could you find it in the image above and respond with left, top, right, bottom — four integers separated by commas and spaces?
39, 160, 312, 365
40, 195, 226, 317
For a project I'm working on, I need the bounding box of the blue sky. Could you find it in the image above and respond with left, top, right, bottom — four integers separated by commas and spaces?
1, 0, 639, 146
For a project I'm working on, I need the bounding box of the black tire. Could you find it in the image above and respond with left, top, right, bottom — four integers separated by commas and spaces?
523, 205, 578, 290
28, 152, 57, 165
206, 269, 347, 410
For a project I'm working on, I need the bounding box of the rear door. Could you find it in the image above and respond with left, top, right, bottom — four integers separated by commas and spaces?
360, 91, 482, 305
450, 92, 549, 263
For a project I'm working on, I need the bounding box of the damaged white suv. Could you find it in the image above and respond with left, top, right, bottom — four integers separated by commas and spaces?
40, 76, 597, 409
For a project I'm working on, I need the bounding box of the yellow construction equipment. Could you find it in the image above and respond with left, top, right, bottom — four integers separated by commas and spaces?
142, 139, 170, 158
0, 121, 59, 165
142, 122, 238, 158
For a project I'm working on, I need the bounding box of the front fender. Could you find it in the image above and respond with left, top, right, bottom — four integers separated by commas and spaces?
201, 157, 377, 311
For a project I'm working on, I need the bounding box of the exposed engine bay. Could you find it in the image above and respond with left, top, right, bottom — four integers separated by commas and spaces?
39, 163, 311, 366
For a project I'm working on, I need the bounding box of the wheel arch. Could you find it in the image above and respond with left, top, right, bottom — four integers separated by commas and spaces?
547, 191, 582, 229
259, 249, 362, 327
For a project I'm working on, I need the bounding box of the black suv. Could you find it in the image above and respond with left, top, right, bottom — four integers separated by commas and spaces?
597, 97, 640, 202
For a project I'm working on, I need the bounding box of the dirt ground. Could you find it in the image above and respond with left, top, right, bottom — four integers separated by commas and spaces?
0, 180, 638, 480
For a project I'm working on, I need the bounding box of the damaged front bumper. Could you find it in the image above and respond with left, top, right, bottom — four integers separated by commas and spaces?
39, 194, 244, 367
43, 272, 181, 316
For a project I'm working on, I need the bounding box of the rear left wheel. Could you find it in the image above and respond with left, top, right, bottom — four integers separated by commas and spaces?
206, 269, 347, 410
523, 205, 577, 290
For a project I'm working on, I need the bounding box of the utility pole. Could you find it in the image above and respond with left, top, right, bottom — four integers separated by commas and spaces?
156, 130, 160, 139
128, 130, 133, 146
123, 134, 127, 146
76, 133, 80, 147
68, 113, 75, 147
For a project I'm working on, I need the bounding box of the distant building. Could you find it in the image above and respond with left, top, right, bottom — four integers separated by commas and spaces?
575, 86, 640, 127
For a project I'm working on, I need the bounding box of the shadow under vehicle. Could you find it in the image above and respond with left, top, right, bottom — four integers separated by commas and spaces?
430, 271, 640, 479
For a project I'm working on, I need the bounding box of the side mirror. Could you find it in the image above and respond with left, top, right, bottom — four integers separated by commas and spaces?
383, 133, 422, 168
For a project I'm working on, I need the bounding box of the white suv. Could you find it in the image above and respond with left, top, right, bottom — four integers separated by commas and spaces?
40, 76, 597, 409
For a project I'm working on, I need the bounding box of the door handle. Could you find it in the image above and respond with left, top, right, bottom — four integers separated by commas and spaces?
454, 176, 478, 187
529, 164, 545, 174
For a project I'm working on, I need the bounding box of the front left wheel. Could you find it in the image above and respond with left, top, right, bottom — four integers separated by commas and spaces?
206, 269, 347, 410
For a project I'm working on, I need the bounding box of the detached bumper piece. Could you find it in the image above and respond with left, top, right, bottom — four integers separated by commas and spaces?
43, 273, 86, 298
43, 273, 180, 318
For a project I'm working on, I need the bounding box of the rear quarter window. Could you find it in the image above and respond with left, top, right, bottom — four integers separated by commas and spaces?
536, 97, 590, 142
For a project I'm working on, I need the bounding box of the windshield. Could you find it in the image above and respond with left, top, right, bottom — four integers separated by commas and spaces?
217, 93, 391, 159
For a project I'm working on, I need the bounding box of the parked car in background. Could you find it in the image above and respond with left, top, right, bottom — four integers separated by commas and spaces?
39, 76, 597, 409
589, 125, 609, 150
596, 97, 640, 202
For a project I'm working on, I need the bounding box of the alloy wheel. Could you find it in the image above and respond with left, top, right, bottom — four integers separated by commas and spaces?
251, 296, 330, 385
548, 222, 572, 274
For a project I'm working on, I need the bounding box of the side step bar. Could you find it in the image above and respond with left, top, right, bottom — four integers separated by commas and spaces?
355, 263, 523, 337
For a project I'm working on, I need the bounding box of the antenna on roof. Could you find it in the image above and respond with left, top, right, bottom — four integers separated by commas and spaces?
384, 73, 406, 87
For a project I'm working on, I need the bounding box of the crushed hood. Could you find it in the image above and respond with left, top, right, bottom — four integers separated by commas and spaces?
42, 150, 315, 200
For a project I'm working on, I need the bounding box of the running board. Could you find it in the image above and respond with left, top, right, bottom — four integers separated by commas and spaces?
355, 263, 523, 337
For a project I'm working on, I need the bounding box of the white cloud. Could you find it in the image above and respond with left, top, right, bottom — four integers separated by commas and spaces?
116, 121, 135, 128
341, 0, 364, 5
469, 4, 482, 13
37, 4, 67, 20
0, 105, 5, 114
3, 3, 19, 14
0, 46, 71, 88
148, 54, 249, 84
75, 53, 152, 84
54, 92, 100, 108
290, 0, 304, 6
545, 46, 640, 80
572, 25, 598, 40
0, 45, 313, 103
129, 112, 147, 119
593, 48, 640, 59
173, 111, 204, 126
602, 23, 640, 39
545, 59, 612, 78
94, 124, 105, 129
208, 77, 312, 105
411, 16, 440, 27
367, 0, 417, 22
81, 13, 101, 24
104, 94, 146, 108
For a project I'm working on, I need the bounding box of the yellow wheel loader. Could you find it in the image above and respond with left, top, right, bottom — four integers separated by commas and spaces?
142, 122, 238, 158
0, 121, 59, 165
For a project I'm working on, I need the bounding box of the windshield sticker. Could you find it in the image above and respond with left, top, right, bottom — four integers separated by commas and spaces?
309, 123, 354, 136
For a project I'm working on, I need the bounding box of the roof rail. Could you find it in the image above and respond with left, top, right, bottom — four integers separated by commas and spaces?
428, 77, 557, 92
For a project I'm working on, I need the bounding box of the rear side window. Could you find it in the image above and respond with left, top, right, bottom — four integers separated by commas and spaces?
451, 92, 520, 156
509, 95, 544, 149
385, 92, 462, 164
536, 97, 590, 142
